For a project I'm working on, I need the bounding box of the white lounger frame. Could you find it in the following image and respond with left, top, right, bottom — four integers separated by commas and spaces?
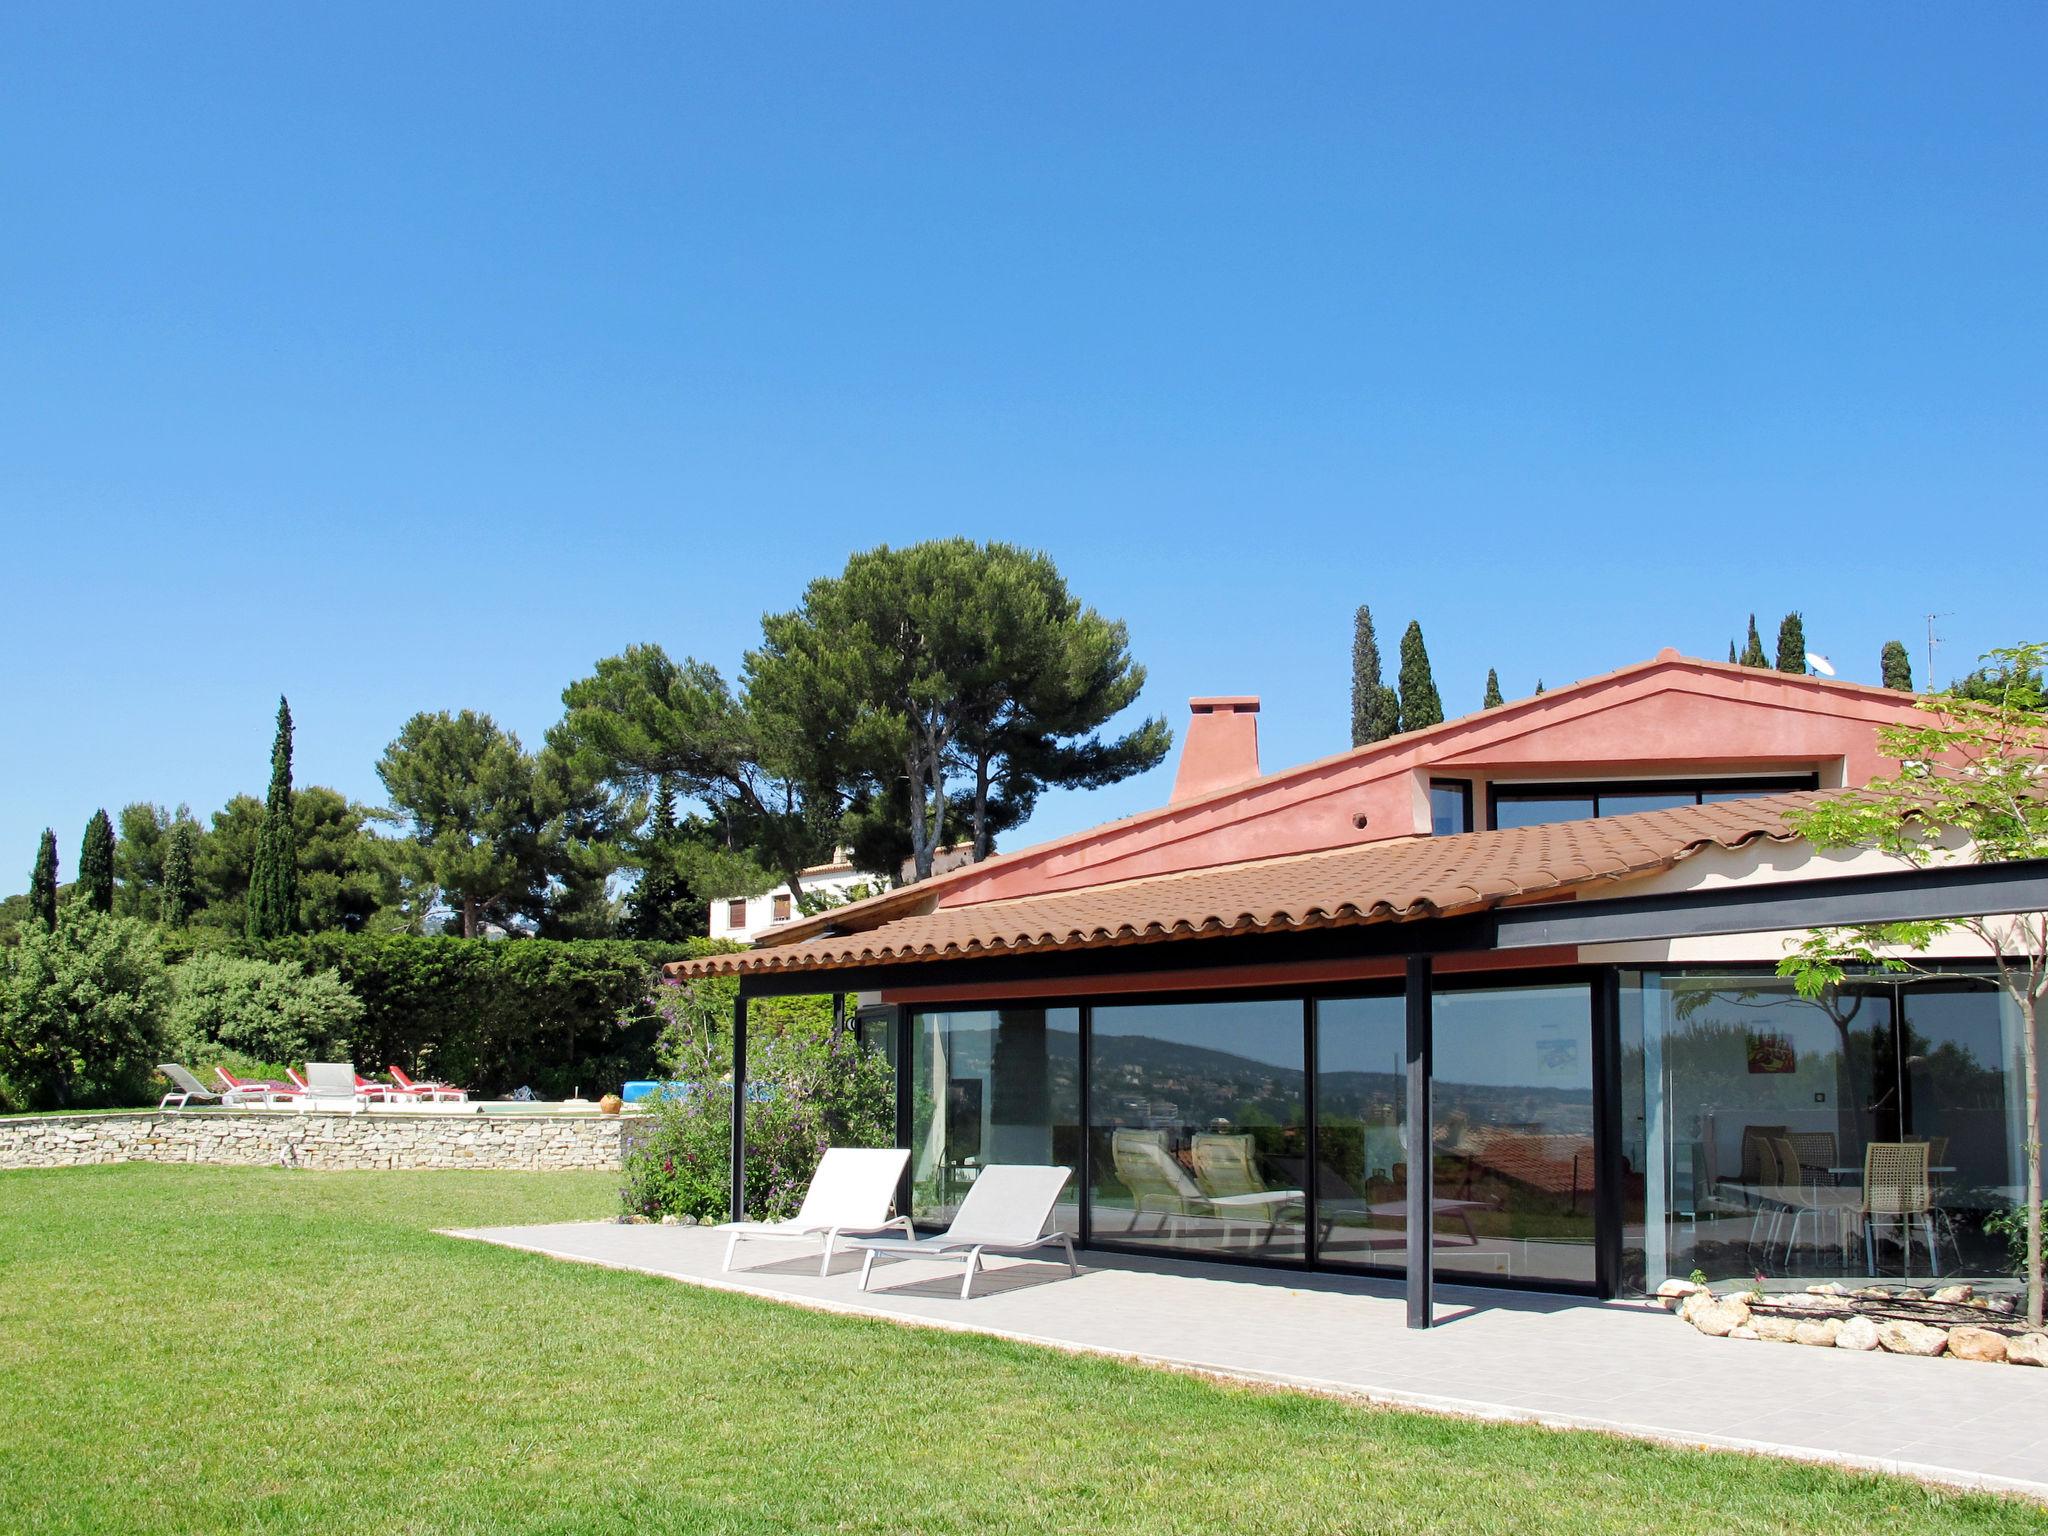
850, 1164, 1078, 1299
719, 1146, 913, 1277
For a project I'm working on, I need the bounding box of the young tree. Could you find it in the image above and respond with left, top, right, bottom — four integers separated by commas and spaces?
1775, 612, 1808, 674
1728, 640, 1738, 665
1740, 614, 1769, 668
1350, 606, 1399, 746
1880, 640, 1914, 692
1534, 678, 1546, 695
1482, 668, 1503, 709
77, 810, 115, 914
159, 820, 199, 929
1778, 643, 2047, 1328
247, 697, 298, 940
1396, 621, 1444, 733
29, 830, 58, 933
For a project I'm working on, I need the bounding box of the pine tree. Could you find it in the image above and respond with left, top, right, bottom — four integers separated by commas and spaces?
247, 696, 298, 939
29, 829, 58, 932
1396, 621, 1444, 732
160, 820, 199, 928
1740, 615, 1768, 668
77, 810, 115, 914
1349, 606, 1400, 746
1880, 639, 1913, 692
1482, 669, 1503, 709
1775, 612, 1807, 673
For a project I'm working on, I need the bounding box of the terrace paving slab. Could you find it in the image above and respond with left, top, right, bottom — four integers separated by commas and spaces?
447, 1221, 2047, 1503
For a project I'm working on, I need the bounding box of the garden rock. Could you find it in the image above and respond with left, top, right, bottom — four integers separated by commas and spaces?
1655, 1279, 1703, 1311
1836, 1315, 1881, 1352
1931, 1284, 1974, 1305
1792, 1319, 1841, 1348
1692, 1298, 1751, 1338
1805, 1283, 1849, 1297
1729, 1326, 1759, 1340
1751, 1314, 1800, 1343
2006, 1334, 2048, 1368
1945, 1327, 2008, 1364
1875, 1320, 1948, 1356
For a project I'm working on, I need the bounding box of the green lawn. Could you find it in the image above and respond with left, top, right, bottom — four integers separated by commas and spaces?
0, 1168, 2039, 1535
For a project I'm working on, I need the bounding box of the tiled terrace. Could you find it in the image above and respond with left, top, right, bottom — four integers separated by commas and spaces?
448, 1222, 2048, 1501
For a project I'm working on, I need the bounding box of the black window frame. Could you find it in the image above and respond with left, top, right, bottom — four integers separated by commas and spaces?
1485, 774, 1818, 832
1428, 778, 1474, 837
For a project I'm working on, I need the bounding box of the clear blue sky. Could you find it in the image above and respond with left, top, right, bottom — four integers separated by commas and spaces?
4, 6, 2043, 893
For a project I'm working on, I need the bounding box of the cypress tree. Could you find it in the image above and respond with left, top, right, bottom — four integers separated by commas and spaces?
626, 777, 685, 940
1775, 612, 1807, 673
1534, 679, 1546, 695
77, 810, 115, 914
1727, 640, 1738, 665
1740, 614, 1768, 668
1880, 640, 1913, 692
160, 820, 199, 928
1482, 669, 1503, 709
29, 829, 58, 932
1396, 621, 1444, 733
247, 696, 298, 939
1349, 606, 1400, 746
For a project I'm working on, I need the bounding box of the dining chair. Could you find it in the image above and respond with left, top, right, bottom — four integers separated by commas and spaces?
1859, 1141, 1940, 1275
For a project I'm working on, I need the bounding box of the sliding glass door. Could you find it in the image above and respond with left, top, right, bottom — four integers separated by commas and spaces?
1432, 984, 1599, 1287
1088, 998, 1307, 1261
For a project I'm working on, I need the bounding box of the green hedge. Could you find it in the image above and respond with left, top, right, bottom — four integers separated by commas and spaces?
250, 934, 736, 1099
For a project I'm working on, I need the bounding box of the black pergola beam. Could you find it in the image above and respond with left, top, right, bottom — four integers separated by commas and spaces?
1403, 954, 1434, 1331
1493, 858, 2048, 950
729, 992, 748, 1223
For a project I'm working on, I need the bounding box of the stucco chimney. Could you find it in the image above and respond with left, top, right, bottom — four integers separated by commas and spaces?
1169, 696, 1261, 805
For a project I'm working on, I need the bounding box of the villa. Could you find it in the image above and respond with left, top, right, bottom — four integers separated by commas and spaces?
665, 650, 2046, 1325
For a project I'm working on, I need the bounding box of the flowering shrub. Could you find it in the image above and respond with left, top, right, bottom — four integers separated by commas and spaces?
620, 981, 892, 1222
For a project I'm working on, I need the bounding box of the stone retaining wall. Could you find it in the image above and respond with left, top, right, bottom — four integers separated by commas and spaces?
0, 1110, 641, 1172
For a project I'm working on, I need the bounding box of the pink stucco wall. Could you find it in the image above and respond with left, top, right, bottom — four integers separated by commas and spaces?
931, 653, 1926, 908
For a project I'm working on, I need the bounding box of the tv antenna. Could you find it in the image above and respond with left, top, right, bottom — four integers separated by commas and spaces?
1924, 613, 1952, 691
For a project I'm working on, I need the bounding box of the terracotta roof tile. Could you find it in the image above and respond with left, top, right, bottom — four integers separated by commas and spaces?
663, 790, 1824, 982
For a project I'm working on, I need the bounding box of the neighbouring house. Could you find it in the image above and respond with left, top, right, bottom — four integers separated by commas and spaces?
708, 853, 877, 944
667, 650, 2046, 1324
707, 847, 975, 944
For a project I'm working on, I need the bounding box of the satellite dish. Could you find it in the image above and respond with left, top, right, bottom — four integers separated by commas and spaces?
1806, 653, 1835, 677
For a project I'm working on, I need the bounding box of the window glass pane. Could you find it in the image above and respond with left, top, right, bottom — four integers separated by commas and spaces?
1429, 783, 1469, 836
1433, 984, 1596, 1286
1315, 995, 1408, 1271
911, 1008, 1080, 1233
1900, 982, 2032, 1279
1089, 999, 1306, 1261
1493, 796, 1595, 831
1597, 791, 1696, 816
1615, 970, 2004, 1298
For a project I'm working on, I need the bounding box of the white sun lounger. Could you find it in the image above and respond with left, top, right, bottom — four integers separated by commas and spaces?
717, 1147, 913, 1277
300, 1062, 367, 1112
157, 1064, 229, 1110
848, 1164, 1077, 1299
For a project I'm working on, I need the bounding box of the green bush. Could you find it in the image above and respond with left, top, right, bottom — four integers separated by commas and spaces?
166, 952, 364, 1068
620, 981, 892, 1221
254, 934, 731, 1097
0, 912, 170, 1110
